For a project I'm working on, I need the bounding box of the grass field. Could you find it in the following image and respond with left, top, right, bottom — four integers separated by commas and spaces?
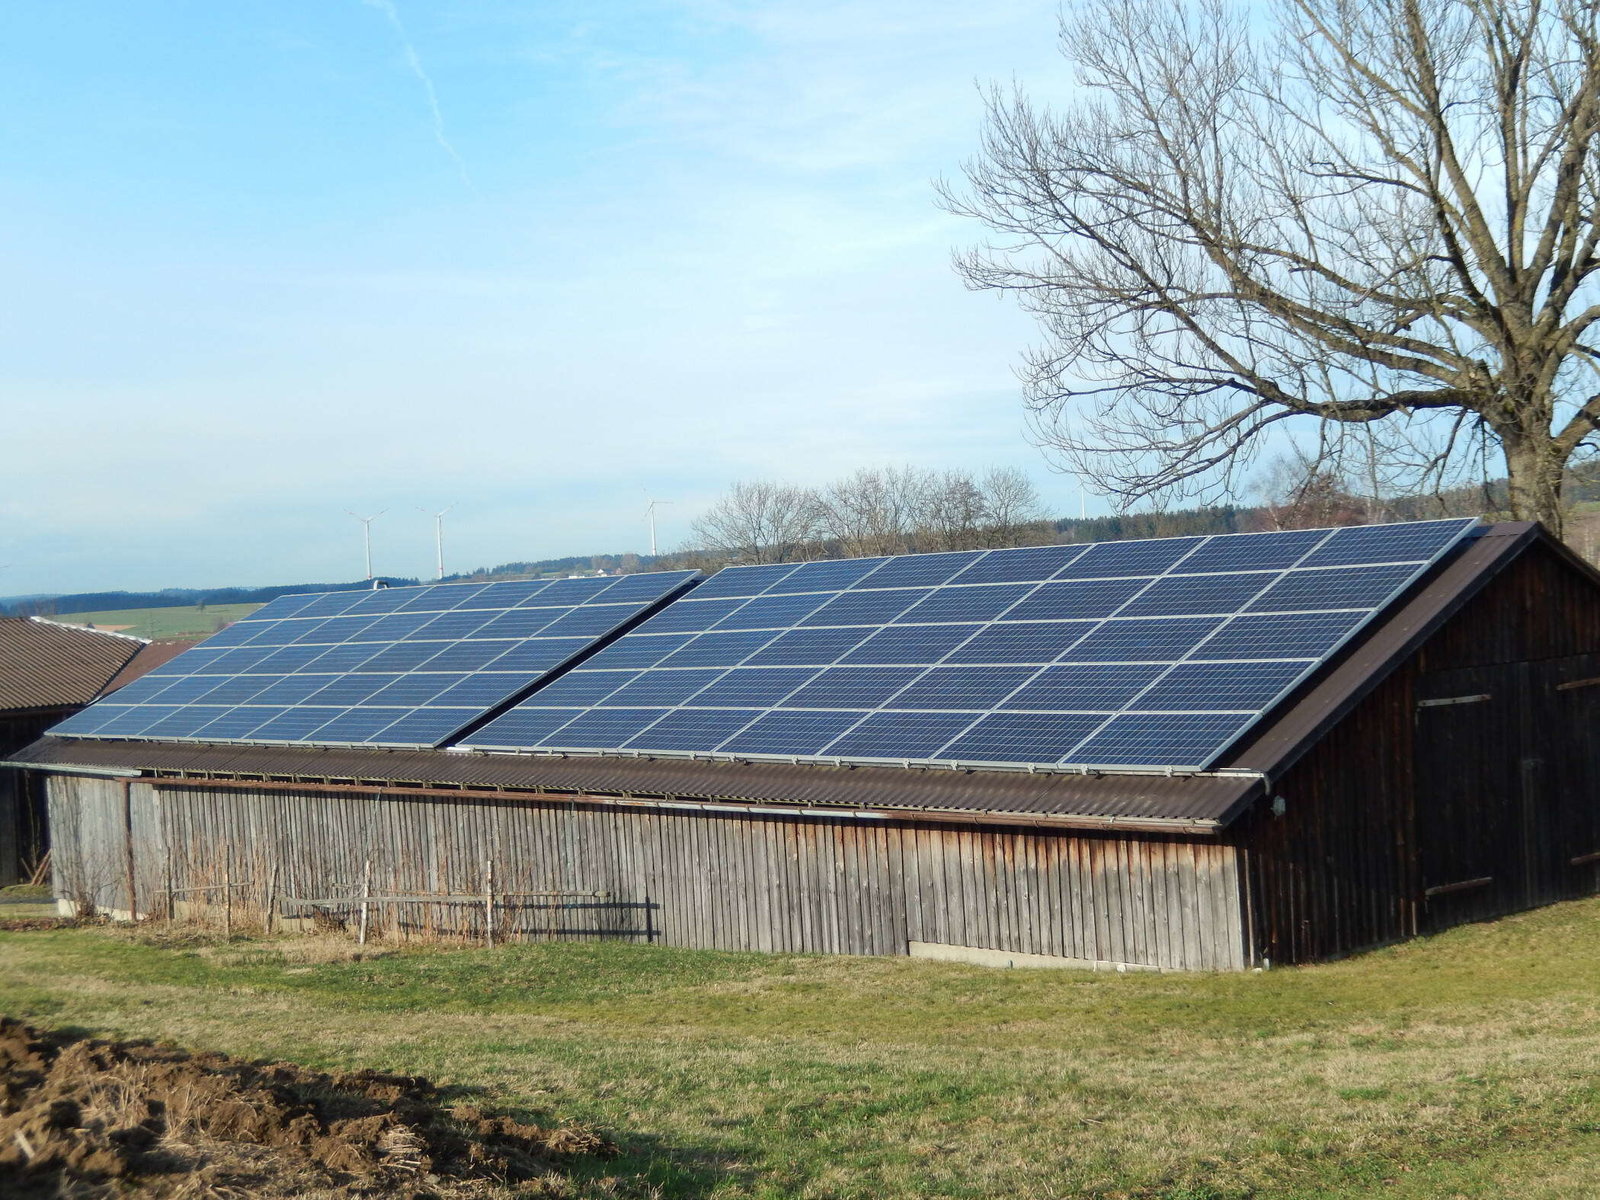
4, 903, 1600, 1199
51, 601, 262, 639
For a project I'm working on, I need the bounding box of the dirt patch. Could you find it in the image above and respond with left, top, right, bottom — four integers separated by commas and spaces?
0, 1017, 616, 1198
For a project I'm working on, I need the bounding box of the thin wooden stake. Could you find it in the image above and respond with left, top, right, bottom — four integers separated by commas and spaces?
358, 857, 372, 946
484, 859, 495, 948
264, 861, 279, 935
222, 862, 232, 940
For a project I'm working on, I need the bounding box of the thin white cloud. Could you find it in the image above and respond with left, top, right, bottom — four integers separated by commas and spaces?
361, 0, 476, 192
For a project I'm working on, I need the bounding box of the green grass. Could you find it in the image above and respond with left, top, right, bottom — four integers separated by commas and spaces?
5, 901, 1600, 1197
51, 601, 262, 639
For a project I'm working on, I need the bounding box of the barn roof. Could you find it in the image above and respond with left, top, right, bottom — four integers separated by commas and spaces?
0, 618, 147, 713
7, 522, 1569, 832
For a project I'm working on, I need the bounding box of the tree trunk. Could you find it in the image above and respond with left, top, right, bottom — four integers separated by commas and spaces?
1503, 437, 1567, 537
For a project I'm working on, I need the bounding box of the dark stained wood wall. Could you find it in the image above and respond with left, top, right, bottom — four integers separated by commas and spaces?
47, 776, 1251, 970
1236, 540, 1600, 965
0, 708, 66, 885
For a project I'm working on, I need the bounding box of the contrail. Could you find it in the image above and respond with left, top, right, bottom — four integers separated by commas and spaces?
362, 0, 475, 192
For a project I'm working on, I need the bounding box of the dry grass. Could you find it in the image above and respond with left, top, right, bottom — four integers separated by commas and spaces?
5, 900, 1600, 1197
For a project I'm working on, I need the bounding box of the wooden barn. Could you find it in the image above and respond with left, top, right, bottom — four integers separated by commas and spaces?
11, 520, 1600, 968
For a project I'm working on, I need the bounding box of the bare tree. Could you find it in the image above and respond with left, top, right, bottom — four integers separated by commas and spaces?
1256, 453, 1371, 529
945, 0, 1600, 535
689, 481, 822, 564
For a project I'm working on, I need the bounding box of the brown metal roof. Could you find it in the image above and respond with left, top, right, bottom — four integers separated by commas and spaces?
0, 619, 146, 713
6, 736, 1255, 832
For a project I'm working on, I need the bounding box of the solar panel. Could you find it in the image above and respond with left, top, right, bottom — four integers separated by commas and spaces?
51, 571, 700, 748
463, 518, 1478, 771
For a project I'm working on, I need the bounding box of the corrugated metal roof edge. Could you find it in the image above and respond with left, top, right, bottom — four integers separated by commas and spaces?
1210, 521, 1543, 824
5, 737, 1252, 834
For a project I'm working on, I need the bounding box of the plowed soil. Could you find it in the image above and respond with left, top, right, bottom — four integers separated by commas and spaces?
0, 1017, 615, 1198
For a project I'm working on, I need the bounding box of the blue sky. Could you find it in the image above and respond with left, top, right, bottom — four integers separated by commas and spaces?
1, 0, 1089, 596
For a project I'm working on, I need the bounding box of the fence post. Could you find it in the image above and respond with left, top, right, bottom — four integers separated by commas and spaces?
222, 862, 232, 940
358, 857, 372, 946
264, 861, 278, 936
484, 859, 495, 949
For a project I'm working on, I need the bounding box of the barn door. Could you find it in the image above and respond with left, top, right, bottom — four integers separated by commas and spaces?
1413, 664, 1524, 930
1527, 654, 1600, 902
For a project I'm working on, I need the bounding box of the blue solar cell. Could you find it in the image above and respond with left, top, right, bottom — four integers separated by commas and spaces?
373, 707, 477, 745
304, 675, 395, 705
305, 708, 413, 742
660, 630, 779, 668
192, 675, 275, 704
356, 612, 441, 642
248, 675, 335, 705
249, 707, 348, 742
840, 624, 979, 664
453, 580, 551, 608
1297, 518, 1474, 567
190, 707, 289, 739
1134, 660, 1311, 711
744, 627, 871, 666
253, 645, 329, 673
1006, 663, 1168, 711
719, 710, 865, 755
309, 615, 379, 643
469, 609, 559, 640
350, 641, 443, 672
488, 638, 593, 671
203, 622, 272, 649
638, 597, 750, 634
143, 706, 231, 738
537, 604, 639, 638
1246, 564, 1419, 613
525, 670, 638, 706
824, 711, 979, 759
1175, 528, 1330, 574
245, 594, 323, 621
1067, 712, 1256, 767
532, 577, 618, 605
134, 675, 221, 705
1119, 572, 1273, 618
286, 620, 334, 645
1001, 578, 1148, 621
360, 674, 462, 706
434, 585, 492, 610
942, 621, 1097, 664
714, 592, 831, 631
392, 585, 455, 613
684, 667, 818, 707
412, 610, 496, 640
543, 706, 670, 747
299, 643, 383, 674
580, 634, 691, 670
1196, 610, 1366, 659
50, 704, 131, 737
408, 640, 516, 672
849, 552, 981, 589
468, 707, 587, 748
1053, 536, 1205, 579
596, 570, 698, 602
289, 591, 367, 618
900, 584, 1033, 624
1057, 617, 1224, 663
798, 588, 931, 628
603, 669, 725, 705
688, 564, 799, 600
940, 712, 1105, 762
622, 707, 756, 752
783, 666, 925, 707
764, 558, 889, 594
951, 544, 1090, 585
92, 676, 180, 706
428, 673, 531, 708
97, 705, 175, 736
349, 587, 425, 614
889, 666, 1037, 710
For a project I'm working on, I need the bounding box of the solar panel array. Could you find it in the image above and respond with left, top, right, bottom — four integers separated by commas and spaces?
51, 572, 699, 748
464, 519, 1478, 770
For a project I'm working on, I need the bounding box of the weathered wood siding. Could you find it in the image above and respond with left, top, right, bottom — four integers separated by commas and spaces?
1237, 540, 1600, 965
48, 777, 1250, 970
0, 709, 65, 885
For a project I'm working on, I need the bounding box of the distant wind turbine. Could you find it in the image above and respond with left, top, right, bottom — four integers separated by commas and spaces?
418, 505, 454, 580
346, 509, 387, 580
644, 495, 673, 557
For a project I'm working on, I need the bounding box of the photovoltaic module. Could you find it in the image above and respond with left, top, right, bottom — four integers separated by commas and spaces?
461, 519, 1478, 770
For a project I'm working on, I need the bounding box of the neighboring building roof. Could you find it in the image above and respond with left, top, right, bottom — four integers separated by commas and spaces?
7, 523, 1577, 832
0, 618, 147, 712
